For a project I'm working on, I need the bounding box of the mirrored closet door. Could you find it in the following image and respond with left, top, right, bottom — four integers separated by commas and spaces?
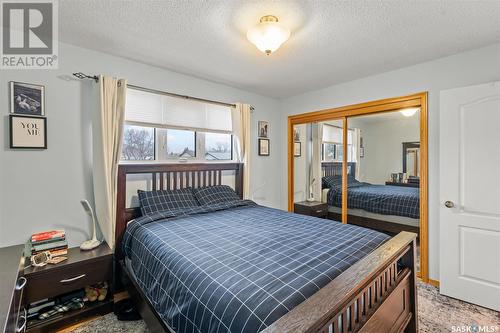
346, 109, 421, 269
293, 120, 345, 206
288, 93, 428, 280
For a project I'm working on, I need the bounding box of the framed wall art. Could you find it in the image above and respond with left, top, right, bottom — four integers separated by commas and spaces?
294, 142, 301, 157
10, 115, 47, 149
293, 128, 300, 142
10, 81, 45, 116
258, 121, 269, 138
258, 138, 269, 156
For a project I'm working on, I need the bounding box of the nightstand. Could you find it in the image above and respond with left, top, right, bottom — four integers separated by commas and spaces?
23, 243, 114, 333
0, 244, 25, 333
385, 181, 419, 188
294, 201, 328, 218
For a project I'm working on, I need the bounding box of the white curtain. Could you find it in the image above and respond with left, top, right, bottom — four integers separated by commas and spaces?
353, 128, 361, 179
311, 123, 323, 201
231, 103, 251, 199
92, 75, 127, 249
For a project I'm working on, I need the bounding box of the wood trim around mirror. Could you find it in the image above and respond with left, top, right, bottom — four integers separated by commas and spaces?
287, 92, 429, 283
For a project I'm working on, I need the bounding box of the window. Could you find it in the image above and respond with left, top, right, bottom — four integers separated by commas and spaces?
322, 142, 337, 161
122, 88, 233, 162
205, 133, 232, 160
121, 125, 155, 161
321, 125, 355, 162
161, 129, 196, 159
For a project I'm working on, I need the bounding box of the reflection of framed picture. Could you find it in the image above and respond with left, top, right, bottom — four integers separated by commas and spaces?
258, 121, 269, 138
294, 142, 301, 157
10, 115, 47, 149
293, 128, 300, 142
10, 81, 45, 116
258, 138, 269, 156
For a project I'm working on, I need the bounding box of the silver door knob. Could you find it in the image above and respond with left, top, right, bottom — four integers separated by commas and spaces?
444, 201, 455, 208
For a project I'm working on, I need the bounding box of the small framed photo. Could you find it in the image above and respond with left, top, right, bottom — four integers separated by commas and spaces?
10, 115, 47, 149
258, 121, 269, 138
294, 142, 301, 157
293, 128, 300, 142
258, 138, 270, 156
360, 147, 365, 158
391, 173, 398, 183
10, 81, 45, 116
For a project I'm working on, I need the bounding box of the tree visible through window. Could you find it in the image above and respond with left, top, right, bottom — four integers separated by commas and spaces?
121, 125, 155, 160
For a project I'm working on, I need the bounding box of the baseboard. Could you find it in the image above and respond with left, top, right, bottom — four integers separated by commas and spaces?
428, 278, 440, 287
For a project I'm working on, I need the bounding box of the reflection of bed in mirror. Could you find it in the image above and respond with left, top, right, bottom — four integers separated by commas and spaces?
321, 162, 420, 235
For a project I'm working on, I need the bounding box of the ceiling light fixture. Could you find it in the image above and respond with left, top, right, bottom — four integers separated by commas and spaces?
400, 107, 419, 117
247, 15, 290, 55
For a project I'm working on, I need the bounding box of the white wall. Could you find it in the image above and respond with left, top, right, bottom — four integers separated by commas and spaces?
350, 115, 420, 184
281, 43, 500, 280
293, 124, 308, 201
0, 42, 282, 248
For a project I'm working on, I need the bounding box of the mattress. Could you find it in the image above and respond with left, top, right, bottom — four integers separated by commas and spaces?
323, 179, 420, 219
123, 200, 389, 333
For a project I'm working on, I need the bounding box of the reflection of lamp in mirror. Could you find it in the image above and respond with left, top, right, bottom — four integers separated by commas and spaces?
400, 107, 419, 117
307, 178, 316, 202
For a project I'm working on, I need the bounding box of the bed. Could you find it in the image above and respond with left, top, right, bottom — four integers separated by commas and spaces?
321, 162, 420, 235
116, 163, 418, 333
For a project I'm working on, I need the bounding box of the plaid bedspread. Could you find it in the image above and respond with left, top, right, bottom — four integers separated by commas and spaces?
327, 181, 420, 219
123, 201, 388, 333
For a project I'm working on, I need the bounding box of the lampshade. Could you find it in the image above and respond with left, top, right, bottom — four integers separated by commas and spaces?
247, 15, 290, 55
400, 107, 419, 117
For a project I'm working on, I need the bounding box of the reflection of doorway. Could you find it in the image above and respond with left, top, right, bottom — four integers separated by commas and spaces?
403, 142, 420, 177
287, 92, 429, 283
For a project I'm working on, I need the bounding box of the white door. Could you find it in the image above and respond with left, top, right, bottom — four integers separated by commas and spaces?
439, 82, 500, 311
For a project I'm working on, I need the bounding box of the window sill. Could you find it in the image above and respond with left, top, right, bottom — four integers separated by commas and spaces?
119, 160, 237, 165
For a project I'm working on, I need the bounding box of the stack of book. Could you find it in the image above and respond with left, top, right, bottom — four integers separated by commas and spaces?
30, 230, 68, 258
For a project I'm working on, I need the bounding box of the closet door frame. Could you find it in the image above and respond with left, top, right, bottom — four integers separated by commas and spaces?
287, 92, 429, 282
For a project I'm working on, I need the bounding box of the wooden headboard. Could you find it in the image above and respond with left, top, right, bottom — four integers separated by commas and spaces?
321, 162, 356, 178
115, 162, 243, 258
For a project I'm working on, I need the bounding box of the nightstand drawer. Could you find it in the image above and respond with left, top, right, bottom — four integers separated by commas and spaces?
25, 256, 112, 303
294, 201, 328, 218
310, 207, 328, 217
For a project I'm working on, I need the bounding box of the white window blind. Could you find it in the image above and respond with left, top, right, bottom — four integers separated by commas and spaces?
125, 88, 232, 133
322, 125, 353, 144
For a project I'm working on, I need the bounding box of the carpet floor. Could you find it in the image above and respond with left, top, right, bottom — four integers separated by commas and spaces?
69, 282, 499, 333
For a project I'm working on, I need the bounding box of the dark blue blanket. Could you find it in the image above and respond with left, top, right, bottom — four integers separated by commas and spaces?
123, 201, 388, 333
326, 178, 420, 219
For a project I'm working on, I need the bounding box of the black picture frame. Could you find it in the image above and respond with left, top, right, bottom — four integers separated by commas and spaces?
294, 142, 301, 157
293, 128, 300, 142
258, 121, 269, 138
10, 81, 45, 116
9, 115, 47, 149
258, 138, 270, 156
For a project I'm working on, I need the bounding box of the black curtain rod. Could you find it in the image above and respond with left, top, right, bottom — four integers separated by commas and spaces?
72, 72, 239, 109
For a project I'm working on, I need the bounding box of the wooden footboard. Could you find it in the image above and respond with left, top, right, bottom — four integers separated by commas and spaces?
262, 231, 418, 333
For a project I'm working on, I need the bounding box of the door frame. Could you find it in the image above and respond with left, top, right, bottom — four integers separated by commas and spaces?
287, 92, 429, 282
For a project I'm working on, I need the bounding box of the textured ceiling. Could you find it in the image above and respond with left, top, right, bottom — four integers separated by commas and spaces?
59, 1, 500, 98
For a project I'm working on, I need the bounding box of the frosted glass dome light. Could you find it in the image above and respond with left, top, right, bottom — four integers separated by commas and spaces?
247, 15, 291, 55
400, 107, 419, 117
